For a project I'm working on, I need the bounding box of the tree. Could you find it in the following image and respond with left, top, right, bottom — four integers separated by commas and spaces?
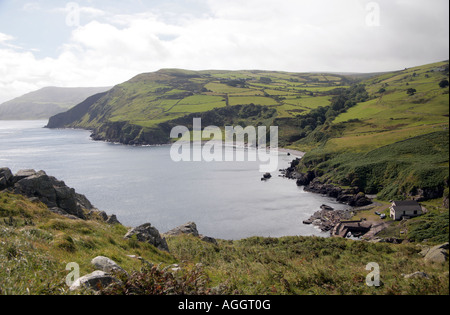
439, 79, 449, 88
407, 88, 417, 96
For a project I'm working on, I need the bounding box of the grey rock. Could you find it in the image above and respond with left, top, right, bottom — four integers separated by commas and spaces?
424, 243, 449, 264
91, 256, 126, 274
0, 177, 8, 190
165, 222, 218, 245
98, 211, 109, 221
124, 223, 169, 252
200, 235, 218, 246
165, 222, 200, 237
403, 271, 430, 279
106, 214, 121, 225
13, 169, 38, 183
0, 168, 13, 190
69, 270, 119, 291
13, 171, 90, 219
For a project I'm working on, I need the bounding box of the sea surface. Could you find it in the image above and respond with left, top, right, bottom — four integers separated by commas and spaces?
0, 120, 350, 239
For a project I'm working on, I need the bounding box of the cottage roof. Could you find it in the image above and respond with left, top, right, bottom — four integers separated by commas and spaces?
391, 200, 422, 212
393, 200, 420, 207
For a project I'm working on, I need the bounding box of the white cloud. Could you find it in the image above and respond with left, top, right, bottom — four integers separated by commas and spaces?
0, 0, 448, 104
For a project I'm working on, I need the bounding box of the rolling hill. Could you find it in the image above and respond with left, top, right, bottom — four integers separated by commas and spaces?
0, 86, 112, 120
293, 61, 449, 201
47, 61, 449, 201
46, 69, 363, 144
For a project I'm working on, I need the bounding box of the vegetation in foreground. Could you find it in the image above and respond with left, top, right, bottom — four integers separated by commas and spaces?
0, 191, 448, 295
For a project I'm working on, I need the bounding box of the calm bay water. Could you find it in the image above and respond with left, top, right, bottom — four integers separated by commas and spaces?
0, 120, 349, 239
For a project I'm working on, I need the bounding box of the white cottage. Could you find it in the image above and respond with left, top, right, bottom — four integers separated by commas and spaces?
389, 200, 423, 221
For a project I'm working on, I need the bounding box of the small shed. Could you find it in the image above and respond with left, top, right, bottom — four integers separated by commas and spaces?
389, 200, 423, 221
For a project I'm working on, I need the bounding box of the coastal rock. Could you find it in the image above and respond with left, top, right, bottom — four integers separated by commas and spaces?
69, 270, 119, 292
13, 172, 88, 219
295, 171, 315, 186
0, 168, 13, 190
303, 207, 354, 233
124, 223, 169, 252
1, 167, 120, 223
12, 169, 38, 184
301, 177, 372, 207
106, 214, 121, 225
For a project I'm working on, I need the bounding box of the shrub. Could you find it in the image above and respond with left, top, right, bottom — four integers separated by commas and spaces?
100, 262, 212, 295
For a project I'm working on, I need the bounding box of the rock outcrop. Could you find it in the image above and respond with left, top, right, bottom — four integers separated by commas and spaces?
295, 175, 372, 207
303, 205, 354, 233
420, 243, 449, 264
0, 167, 120, 224
165, 222, 200, 237
124, 223, 170, 252
164, 222, 218, 246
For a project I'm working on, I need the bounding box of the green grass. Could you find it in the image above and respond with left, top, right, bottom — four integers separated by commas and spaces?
1, 190, 448, 295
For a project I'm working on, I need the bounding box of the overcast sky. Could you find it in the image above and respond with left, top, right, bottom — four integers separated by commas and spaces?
0, 0, 448, 103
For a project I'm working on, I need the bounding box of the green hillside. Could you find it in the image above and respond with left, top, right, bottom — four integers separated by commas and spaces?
46, 69, 357, 144
292, 61, 449, 201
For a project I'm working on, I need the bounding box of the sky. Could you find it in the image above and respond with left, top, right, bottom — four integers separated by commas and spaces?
0, 0, 449, 103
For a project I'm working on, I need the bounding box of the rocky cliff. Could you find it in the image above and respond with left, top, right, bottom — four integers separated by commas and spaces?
0, 167, 119, 223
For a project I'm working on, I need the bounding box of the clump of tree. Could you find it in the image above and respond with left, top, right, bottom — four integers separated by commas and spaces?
284, 84, 369, 144
220, 79, 247, 88
439, 79, 449, 88
260, 77, 273, 84
329, 84, 369, 113
407, 88, 417, 96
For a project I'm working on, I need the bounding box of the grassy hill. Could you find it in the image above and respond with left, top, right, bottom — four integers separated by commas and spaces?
290, 61, 449, 202
1, 191, 448, 295
47, 69, 360, 144
0, 86, 111, 120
